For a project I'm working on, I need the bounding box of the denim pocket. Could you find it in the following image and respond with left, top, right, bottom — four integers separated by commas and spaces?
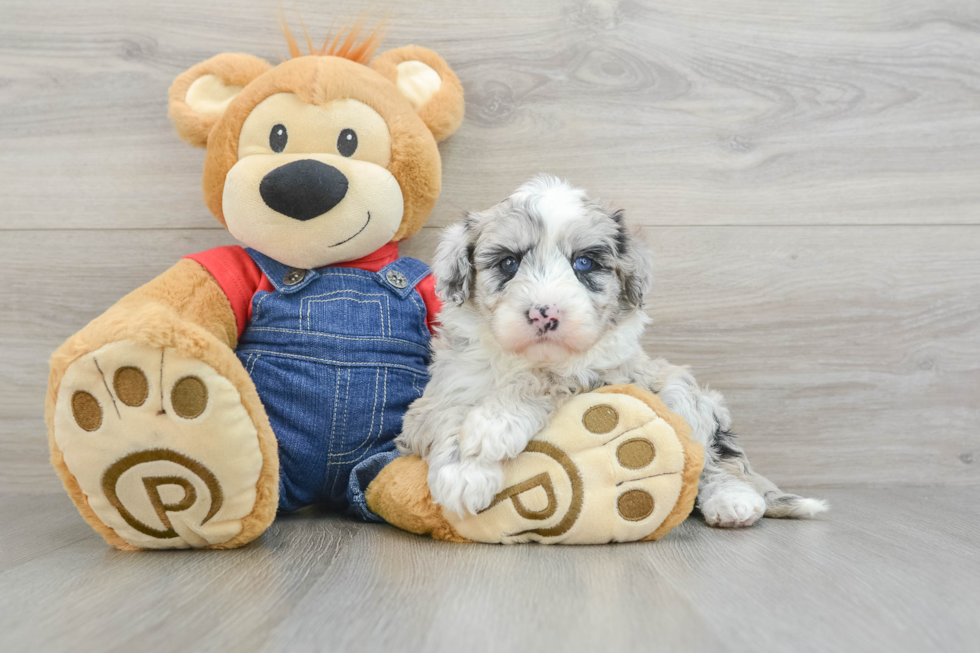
301, 289, 392, 338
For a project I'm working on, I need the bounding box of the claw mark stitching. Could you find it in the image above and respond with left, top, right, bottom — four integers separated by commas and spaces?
616, 471, 679, 487
92, 357, 120, 419
159, 349, 167, 415
600, 419, 658, 447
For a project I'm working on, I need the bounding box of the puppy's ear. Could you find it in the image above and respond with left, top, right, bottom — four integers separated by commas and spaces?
433, 220, 474, 305
371, 46, 464, 142
169, 53, 272, 148
614, 211, 654, 309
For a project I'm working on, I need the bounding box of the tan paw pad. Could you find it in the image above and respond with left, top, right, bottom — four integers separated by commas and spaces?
54, 341, 263, 549
447, 392, 691, 544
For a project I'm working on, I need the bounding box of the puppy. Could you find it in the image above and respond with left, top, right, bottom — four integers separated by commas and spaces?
397, 175, 828, 527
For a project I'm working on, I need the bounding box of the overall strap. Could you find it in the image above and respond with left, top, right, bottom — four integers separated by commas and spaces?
375, 257, 431, 299
243, 248, 319, 294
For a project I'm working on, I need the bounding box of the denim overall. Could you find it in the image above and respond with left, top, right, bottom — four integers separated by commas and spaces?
235, 248, 432, 520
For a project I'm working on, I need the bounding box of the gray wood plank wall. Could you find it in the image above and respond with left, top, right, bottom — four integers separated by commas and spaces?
2, 0, 978, 494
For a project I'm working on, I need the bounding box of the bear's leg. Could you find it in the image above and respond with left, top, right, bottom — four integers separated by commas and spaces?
366, 384, 703, 544
46, 261, 278, 550
51, 340, 278, 549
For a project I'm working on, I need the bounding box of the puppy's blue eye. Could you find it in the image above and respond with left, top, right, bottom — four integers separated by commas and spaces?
573, 256, 593, 272
499, 257, 519, 274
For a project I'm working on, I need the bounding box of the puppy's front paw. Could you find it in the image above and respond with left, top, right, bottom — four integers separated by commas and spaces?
428, 458, 504, 517
460, 405, 534, 461
701, 489, 766, 528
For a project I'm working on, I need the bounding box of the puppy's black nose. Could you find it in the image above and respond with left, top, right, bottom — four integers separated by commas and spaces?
260, 159, 349, 221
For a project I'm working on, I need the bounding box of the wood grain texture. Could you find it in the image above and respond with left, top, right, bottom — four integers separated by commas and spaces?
2, 0, 980, 229
0, 488, 978, 653
1, 226, 977, 493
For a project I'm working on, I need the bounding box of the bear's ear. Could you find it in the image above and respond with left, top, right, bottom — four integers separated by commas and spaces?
370, 46, 464, 142
168, 53, 272, 148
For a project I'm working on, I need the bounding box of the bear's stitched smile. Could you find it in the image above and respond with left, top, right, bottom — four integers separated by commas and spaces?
330, 212, 371, 247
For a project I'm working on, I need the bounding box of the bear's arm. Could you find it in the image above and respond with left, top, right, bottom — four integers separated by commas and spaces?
108, 257, 240, 350
184, 246, 273, 340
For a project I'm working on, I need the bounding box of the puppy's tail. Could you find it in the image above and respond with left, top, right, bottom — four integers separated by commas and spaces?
762, 491, 830, 519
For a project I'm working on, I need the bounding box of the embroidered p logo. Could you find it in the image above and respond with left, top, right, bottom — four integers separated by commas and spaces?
477, 441, 585, 539
101, 449, 224, 539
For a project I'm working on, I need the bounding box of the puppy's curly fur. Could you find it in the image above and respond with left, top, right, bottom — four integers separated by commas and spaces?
398, 175, 828, 526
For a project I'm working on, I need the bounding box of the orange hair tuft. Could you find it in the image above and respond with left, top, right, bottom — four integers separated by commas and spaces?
279, 10, 386, 65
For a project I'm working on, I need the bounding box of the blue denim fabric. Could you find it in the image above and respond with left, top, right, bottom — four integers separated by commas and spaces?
235, 248, 432, 520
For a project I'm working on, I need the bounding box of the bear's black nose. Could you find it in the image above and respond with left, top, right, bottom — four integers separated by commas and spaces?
259, 159, 349, 221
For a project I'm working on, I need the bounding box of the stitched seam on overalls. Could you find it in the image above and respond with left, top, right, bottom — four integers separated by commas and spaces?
325, 368, 349, 498
342, 369, 352, 442
328, 367, 383, 460
327, 366, 344, 462
301, 289, 392, 332
305, 297, 388, 336
243, 327, 431, 354
314, 271, 377, 283
302, 288, 391, 300
231, 349, 429, 374
407, 291, 430, 341
252, 290, 275, 320
306, 297, 387, 333
408, 291, 423, 315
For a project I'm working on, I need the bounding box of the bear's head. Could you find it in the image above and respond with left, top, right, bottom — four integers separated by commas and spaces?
168, 26, 464, 269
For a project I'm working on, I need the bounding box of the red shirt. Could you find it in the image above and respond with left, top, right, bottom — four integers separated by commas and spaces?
185, 242, 441, 339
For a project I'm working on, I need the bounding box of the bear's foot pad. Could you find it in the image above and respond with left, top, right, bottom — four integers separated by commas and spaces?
53, 341, 265, 549
447, 390, 696, 544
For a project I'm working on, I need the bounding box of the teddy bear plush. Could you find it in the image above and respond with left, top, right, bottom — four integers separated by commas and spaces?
45, 25, 703, 549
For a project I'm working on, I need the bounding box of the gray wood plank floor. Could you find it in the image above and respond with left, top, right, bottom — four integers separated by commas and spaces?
0, 487, 977, 653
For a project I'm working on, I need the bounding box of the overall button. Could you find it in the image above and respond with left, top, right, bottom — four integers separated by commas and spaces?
283, 269, 307, 286
386, 270, 408, 289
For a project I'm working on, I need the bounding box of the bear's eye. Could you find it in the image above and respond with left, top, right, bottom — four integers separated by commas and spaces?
338, 128, 358, 157
269, 124, 288, 153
